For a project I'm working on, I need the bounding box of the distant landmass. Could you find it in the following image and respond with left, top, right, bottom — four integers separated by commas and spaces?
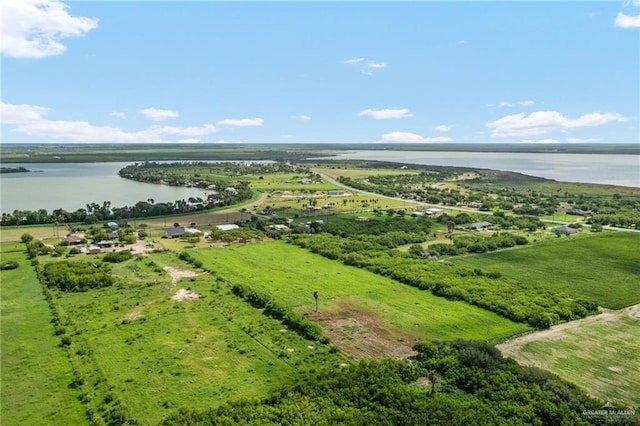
0, 167, 30, 174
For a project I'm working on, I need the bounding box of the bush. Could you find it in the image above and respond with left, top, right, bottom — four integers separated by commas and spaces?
103, 250, 133, 263
0, 260, 19, 270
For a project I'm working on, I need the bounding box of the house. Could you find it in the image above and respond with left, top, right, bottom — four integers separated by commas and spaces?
106, 222, 118, 229
88, 245, 101, 255
62, 234, 85, 245
425, 208, 443, 215
109, 231, 119, 239
215, 224, 240, 231
327, 190, 344, 196
184, 227, 201, 235
164, 226, 185, 238
411, 211, 425, 217
550, 225, 578, 235
97, 240, 114, 248
468, 202, 483, 209
567, 208, 592, 216
298, 178, 312, 184
467, 222, 493, 230
356, 217, 369, 221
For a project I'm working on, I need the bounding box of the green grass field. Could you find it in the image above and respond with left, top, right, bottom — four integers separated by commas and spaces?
449, 232, 640, 309
1, 245, 347, 424
189, 240, 529, 352
498, 305, 640, 408
1, 243, 86, 425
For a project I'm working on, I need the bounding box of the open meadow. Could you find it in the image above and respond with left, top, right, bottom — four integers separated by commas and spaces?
0, 242, 86, 426
188, 240, 529, 358
498, 304, 640, 408
1, 244, 347, 424
449, 232, 640, 309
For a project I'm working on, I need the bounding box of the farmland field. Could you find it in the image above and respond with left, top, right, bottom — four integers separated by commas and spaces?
498, 304, 640, 408
0, 243, 86, 426
188, 240, 529, 358
449, 232, 640, 309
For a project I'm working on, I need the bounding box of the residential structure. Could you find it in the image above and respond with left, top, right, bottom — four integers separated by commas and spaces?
164, 226, 186, 238
467, 222, 493, 230
550, 225, 578, 235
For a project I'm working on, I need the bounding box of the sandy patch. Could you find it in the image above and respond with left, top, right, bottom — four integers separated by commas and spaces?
172, 288, 200, 301
307, 301, 417, 360
164, 266, 198, 285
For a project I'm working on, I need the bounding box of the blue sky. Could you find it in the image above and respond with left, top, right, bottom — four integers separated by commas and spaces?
1, 1, 638, 144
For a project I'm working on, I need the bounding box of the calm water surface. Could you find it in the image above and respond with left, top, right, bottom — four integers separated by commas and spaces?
317, 151, 640, 188
0, 162, 206, 213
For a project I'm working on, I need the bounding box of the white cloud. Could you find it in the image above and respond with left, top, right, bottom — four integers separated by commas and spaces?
140, 107, 179, 121
1, 101, 217, 142
567, 137, 602, 143
0, 102, 50, 123
357, 108, 412, 119
615, 12, 640, 27
217, 118, 264, 127
291, 115, 311, 121
344, 57, 387, 75
381, 131, 453, 143
518, 139, 561, 144
487, 100, 535, 108
486, 111, 628, 137
362, 61, 386, 75
110, 112, 126, 119
1, 0, 98, 59
433, 124, 452, 132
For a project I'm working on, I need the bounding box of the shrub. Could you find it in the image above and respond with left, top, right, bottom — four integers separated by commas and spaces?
103, 250, 133, 263
0, 260, 19, 270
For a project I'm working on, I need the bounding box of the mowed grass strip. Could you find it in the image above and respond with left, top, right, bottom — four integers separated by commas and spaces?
449, 232, 640, 309
190, 240, 528, 343
53, 251, 344, 423
498, 305, 640, 408
0, 243, 86, 426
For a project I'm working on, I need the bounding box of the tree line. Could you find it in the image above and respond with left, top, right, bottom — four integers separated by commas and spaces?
160, 339, 632, 425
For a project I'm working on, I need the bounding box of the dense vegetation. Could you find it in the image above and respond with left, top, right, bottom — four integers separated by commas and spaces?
160, 339, 631, 425
39, 261, 114, 292
291, 231, 597, 328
